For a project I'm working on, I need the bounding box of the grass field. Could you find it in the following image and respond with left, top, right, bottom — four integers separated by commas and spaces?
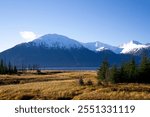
0, 70, 150, 100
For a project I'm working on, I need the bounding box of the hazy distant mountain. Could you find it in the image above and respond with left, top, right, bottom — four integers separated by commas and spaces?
82, 41, 122, 53
0, 34, 145, 68
83, 40, 150, 55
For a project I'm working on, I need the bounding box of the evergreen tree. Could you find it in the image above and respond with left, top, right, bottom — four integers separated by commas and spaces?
0, 59, 18, 75
109, 65, 118, 83
97, 60, 109, 82
127, 58, 138, 82
0, 59, 4, 74
139, 55, 150, 83
119, 64, 127, 83
97, 55, 150, 84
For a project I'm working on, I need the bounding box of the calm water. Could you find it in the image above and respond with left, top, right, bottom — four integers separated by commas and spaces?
40, 67, 98, 71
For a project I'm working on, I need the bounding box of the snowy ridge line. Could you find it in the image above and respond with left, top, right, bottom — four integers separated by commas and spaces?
120, 40, 149, 54
24, 34, 150, 54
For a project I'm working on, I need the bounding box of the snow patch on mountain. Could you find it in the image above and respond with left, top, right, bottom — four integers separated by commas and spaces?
96, 47, 108, 51
82, 41, 122, 53
31, 34, 83, 49
120, 40, 149, 54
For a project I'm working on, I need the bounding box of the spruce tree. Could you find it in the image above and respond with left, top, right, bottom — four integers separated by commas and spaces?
97, 60, 109, 82
139, 55, 150, 83
127, 58, 138, 82
109, 65, 118, 83
0, 59, 4, 74
119, 64, 126, 83
0, 59, 18, 75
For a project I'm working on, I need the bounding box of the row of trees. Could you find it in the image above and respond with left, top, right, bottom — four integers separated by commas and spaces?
0, 59, 17, 74
97, 55, 150, 84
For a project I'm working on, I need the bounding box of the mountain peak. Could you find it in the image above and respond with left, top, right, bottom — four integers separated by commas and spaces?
82, 41, 122, 53
31, 34, 83, 49
120, 40, 148, 54
119, 40, 141, 48
39, 33, 68, 39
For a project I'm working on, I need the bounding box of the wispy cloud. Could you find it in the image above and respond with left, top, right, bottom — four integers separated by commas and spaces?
20, 31, 37, 42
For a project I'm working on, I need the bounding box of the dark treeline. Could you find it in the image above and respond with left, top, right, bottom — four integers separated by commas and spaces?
97, 55, 150, 84
0, 59, 17, 74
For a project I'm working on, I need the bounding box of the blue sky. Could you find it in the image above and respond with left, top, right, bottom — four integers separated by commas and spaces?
0, 0, 150, 52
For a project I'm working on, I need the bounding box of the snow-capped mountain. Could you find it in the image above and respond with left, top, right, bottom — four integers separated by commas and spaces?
82, 41, 122, 53
119, 40, 149, 54
81, 40, 150, 55
31, 34, 83, 49
2, 33, 150, 56
0, 34, 145, 67
23, 35, 150, 55
0, 34, 104, 67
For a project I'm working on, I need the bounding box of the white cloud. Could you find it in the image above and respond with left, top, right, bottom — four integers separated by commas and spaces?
20, 31, 37, 42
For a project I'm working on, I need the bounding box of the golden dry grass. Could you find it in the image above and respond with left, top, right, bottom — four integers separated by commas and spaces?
0, 70, 150, 100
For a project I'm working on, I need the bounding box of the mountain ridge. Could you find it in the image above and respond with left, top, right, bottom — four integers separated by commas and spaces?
82, 41, 122, 54
2, 34, 150, 55
25, 34, 83, 49
119, 40, 149, 54
0, 34, 148, 68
